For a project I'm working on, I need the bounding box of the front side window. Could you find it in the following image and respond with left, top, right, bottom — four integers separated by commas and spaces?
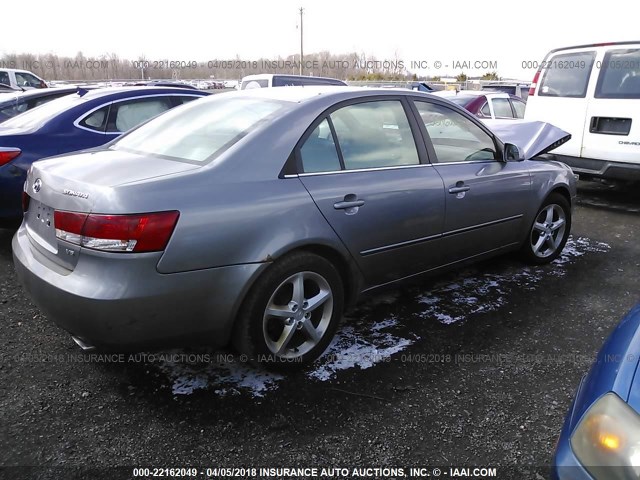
415, 101, 497, 163
539, 51, 596, 98
15, 72, 44, 88
114, 96, 284, 163
329, 100, 419, 170
492, 98, 514, 118
595, 48, 640, 99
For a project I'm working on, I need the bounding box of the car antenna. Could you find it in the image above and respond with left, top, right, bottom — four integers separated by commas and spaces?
77, 87, 89, 97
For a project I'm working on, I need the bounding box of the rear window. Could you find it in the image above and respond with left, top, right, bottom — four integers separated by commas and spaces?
539, 51, 596, 98
113, 96, 285, 163
595, 48, 640, 99
446, 95, 476, 107
0, 94, 83, 130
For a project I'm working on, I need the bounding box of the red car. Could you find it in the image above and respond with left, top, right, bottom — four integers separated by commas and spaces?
434, 91, 526, 119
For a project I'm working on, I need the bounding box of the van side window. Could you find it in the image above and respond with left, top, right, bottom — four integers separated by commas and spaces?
595, 49, 640, 99
539, 51, 596, 98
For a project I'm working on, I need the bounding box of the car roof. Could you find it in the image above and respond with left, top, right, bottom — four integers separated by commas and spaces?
548, 40, 640, 54
241, 74, 346, 82
222, 85, 368, 103
72, 86, 206, 100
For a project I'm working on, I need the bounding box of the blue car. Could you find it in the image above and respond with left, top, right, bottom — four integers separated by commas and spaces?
553, 304, 640, 479
0, 86, 208, 225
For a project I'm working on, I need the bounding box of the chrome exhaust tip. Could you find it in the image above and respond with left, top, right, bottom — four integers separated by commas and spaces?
72, 335, 97, 351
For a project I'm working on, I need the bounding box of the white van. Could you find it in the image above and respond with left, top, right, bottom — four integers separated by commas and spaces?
525, 41, 640, 181
0, 68, 48, 90
239, 74, 346, 90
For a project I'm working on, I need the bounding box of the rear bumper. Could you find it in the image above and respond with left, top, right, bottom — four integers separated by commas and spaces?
12, 227, 267, 349
556, 155, 640, 181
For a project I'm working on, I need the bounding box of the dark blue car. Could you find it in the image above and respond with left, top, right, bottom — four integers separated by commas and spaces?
553, 304, 640, 479
0, 87, 208, 224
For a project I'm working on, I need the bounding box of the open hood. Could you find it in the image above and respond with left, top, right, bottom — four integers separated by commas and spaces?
482, 119, 571, 159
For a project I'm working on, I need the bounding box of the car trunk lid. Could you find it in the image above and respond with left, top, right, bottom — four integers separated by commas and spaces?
23, 149, 199, 271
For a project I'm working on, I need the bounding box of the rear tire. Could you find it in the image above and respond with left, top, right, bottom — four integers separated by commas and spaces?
520, 193, 571, 265
232, 252, 344, 370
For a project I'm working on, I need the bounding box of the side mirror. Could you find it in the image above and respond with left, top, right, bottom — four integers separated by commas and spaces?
504, 143, 524, 161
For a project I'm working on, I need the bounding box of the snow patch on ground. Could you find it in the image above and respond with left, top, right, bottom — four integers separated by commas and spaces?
156, 236, 609, 396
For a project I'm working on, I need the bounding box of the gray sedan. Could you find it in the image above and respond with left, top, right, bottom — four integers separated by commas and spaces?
12, 87, 576, 367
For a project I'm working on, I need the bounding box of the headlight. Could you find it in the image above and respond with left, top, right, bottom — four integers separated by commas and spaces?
571, 392, 640, 479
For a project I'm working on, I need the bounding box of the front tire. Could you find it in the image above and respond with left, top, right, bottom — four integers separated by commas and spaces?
233, 252, 344, 370
520, 193, 571, 265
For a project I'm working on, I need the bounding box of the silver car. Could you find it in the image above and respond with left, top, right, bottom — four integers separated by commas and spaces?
12, 87, 576, 367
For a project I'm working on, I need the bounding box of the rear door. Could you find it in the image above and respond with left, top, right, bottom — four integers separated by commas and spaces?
524, 48, 596, 157
296, 98, 446, 288
582, 46, 640, 165
412, 99, 533, 263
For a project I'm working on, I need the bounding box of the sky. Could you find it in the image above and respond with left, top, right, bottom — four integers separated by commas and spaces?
2, 0, 638, 80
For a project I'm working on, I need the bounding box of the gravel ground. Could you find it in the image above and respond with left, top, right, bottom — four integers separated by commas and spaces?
1, 181, 639, 480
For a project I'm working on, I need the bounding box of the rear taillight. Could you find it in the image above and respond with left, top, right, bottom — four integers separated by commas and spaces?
528, 71, 541, 97
22, 192, 30, 212
0, 149, 21, 167
54, 210, 179, 253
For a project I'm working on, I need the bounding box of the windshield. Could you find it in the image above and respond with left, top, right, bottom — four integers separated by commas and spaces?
0, 94, 84, 130
113, 96, 285, 163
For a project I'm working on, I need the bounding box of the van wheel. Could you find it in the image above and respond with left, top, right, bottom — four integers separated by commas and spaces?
233, 252, 344, 370
520, 193, 571, 264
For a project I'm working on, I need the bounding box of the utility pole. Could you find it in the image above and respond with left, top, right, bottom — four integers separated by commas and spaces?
299, 7, 304, 75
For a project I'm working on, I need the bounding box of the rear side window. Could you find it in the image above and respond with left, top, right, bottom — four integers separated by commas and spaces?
79, 105, 109, 132
595, 48, 640, 99
511, 98, 526, 118
300, 119, 342, 173
0, 71, 9, 86
330, 100, 420, 170
539, 51, 596, 98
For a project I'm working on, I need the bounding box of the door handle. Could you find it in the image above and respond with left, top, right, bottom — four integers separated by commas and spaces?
334, 199, 365, 209
448, 186, 470, 194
